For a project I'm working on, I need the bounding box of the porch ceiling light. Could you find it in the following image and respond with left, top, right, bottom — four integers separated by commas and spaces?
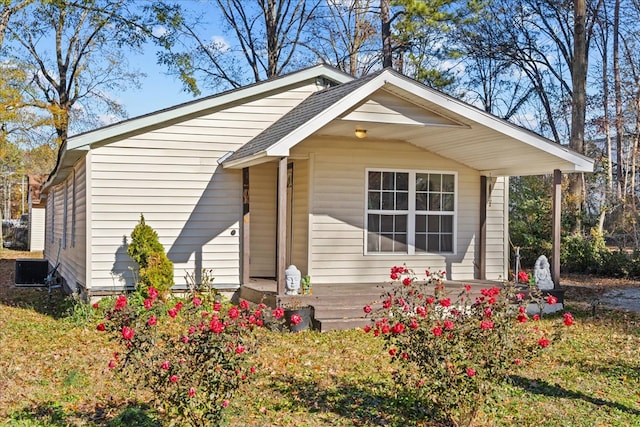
355, 128, 367, 139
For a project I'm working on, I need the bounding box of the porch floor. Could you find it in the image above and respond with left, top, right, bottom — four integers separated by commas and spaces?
240, 278, 507, 332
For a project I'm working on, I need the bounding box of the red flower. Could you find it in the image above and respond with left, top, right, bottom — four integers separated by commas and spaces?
170, 375, 179, 383
517, 271, 529, 283
563, 312, 574, 326
96, 323, 106, 332
466, 367, 476, 377
546, 295, 558, 305
402, 277, 412, 286
240, 300, 250, 310
148, 287, 159, 300
114, 295, 127, 310
480, 320, 494, 330
121, 326, 134, 340
443, 320, 454, 330
213, 301, 222, 311
143, 299, 153, 310
168, 308, 178, 318
380, 324, 391, 334
425, 270, 431, 276
363, 325, 371, 333
175, 301, 184, 311
439, 298, 451, 307
182, 336, 189, 344
392, 323, 405, 334
222, 399, 229, 408
426, 297, 435, 305
533, 314, 541, 321
192, 297, 202, 307
148, 315, 157, 326
290, 313, 302, 325
382, 298, 392, 309
188, 325, 196, 334
538, 337, 550, 348
464, 284, 472, 292
92, 302, 99, 309
188, 387, 196, 397
432, 326, 443, 337
363, 305, 372, 314
161, 360, 170, 370
236, 345, 246, 354
484, 307, 493, 318
516, 293, 525, 301
272, 307, 285, 319
416, 306, 427, 317
410, 319, 419, 330
517, 313, 528, 323
228, 306, 240, 319
389, 348, 397, 356
514, 358, 522, 365
108, 360, 116, 369
209, 319, 225, 333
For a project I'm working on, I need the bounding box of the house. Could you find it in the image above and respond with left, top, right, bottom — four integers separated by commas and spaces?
41, 64, 594, 301
27, 174, 47, 252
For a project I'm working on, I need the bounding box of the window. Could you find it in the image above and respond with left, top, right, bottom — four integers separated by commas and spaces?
366, 170, 456, 254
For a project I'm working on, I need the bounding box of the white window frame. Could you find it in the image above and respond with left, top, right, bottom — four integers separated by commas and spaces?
71, 170, 76, 247
62, 180, 68, 249
365, 168, 457, 255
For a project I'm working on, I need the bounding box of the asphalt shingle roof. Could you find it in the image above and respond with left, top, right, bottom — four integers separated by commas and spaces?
224, 70, 384, 163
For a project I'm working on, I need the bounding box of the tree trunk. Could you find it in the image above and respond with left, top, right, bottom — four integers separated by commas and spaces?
569, 0, 588, 233
613, 0, 624, 200
380, 0, 392, 68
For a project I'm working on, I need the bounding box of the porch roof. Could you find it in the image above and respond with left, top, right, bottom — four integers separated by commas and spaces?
222, 68, 594, 176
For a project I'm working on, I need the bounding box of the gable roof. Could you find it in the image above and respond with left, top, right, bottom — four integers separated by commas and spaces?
222, 68, 594, 176
43, 64, 353, 190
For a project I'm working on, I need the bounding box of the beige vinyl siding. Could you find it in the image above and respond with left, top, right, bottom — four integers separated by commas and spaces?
290, 159, 309, 275
29, 207, 45, 251
86, 84, 319, 291
485, 177, 508, 280
292, 138, 482, 284
249, 162, 277, 277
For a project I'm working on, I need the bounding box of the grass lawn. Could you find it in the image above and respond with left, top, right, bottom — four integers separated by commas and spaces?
1, 249, 639, 426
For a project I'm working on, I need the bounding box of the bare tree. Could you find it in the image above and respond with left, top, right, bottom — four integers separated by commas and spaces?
0, 0, 32, 48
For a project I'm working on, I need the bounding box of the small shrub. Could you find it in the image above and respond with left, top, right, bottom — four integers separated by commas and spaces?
127, 214, 174, 297
365, 266, 571, 427
97, 289, 284, 427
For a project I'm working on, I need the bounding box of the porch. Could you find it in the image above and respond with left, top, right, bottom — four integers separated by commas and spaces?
239, 278, 507, 332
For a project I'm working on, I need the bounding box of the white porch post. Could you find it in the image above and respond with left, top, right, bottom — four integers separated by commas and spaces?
552, 169, 562, 287
241, 168, 250, 285
276, 157, 288, 296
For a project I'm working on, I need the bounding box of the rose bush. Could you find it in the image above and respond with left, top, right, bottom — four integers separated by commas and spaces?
365, 266, 572, 427
98, 288, 284, 426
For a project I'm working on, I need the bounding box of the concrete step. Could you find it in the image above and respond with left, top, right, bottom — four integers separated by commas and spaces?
311, 306, 370, 319
314, 317, 372, 332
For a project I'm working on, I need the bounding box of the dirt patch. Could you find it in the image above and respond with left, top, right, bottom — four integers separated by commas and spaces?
561, 273, 640, 312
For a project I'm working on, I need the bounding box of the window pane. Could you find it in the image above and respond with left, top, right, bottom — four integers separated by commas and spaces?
442, 174, 455, 192
429, 174, 441, 191
416, 215, 426, 232
416, 173, 428, 191
396, 192, 408, 210
381, 215, 394, 232
368, 214, 380, 232
396, 215, 407, 232
442, 216, 453, 233
367, 232, 379, 252
381, 234, 394, 251
395, 234, 407, 252
428, 234, 439, 251
416, 192, 427, 211
383, 172, 395, 190
441, 234, 453, 252
429, 194, 441, 211
442, 194, 454, 211
428, 215, 439, 232
382, 192, 394, 210
396, 173, 409, 190
368, 171, 381, 190
415, 234, 427, 252
368, 192, 381, 210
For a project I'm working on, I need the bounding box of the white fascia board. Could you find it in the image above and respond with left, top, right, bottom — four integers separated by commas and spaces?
266, 74, 389, 156
66, 65, 353, 152
222, 151, 270, 169
382, 73, 595, 173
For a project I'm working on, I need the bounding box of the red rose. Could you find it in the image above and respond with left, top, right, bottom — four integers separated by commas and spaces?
464, 284, 471, 292
228, 306, 240, 319
143, 299, 153, 310
517, 313, 528, 323
516, 293, 525, 301
235, 345, 246, 354
443, 320, 454, 330
108, 360, 116, 369
432, 326, 443, 336
161, 360, 170, 370
96, 323, 106, 331
182, 336, 189, 344
188, 387, 196, 397
410, 319, 419, 330
222, 399, 229, 408
381, 324, 390, 334
402, 277, 412, 286
92, 302, 99, 309
114, 295, 127, 310
240, 300, 250, 310
363, 305, 372, 314
175, 301, 184, 311
563, 312, 574, 326
148, 315, 157, 326
546, 295, 558, 305
148, 287, 159, 300
363, 325, 371, 333
480, 320, 494, 330
439, 298, 451, 307
517, 271, 529, 283
392, 323, 405, 334
213, 301, 222, 311
533, 314, 540, 321
466, 367, 476, 377
272, 307, 285, 319
389, 348, 397, 356
290, 313, 302, 325
192, 297, 202, 307
170, 375, 179, 383
121, 326, 134, 340
209, 319, 225, 333
168, 308, 178, 318
538, 337, 550, 348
